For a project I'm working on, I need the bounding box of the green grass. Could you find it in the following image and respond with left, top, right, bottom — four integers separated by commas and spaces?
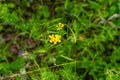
0, 0, 120, 80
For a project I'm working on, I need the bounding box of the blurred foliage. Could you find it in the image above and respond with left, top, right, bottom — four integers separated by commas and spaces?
0, 0, 120, 80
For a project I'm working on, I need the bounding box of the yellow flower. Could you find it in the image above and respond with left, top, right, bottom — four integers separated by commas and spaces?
49, 34, 61, 44
56, 22, 64, 30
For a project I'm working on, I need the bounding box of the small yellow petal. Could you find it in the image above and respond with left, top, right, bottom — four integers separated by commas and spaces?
49, 40, 53, 43
54, 41, 57, 44
62, 24, 64, 27
59, 22, 62, 25
58, 40, 61, 42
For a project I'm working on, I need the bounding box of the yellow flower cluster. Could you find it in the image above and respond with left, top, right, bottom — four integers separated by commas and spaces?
56, 22, 64, 30
49, 34, 61, 44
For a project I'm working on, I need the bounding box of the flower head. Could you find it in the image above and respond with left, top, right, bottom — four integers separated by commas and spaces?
56, 22, 64, 30
49, 34, 61, 44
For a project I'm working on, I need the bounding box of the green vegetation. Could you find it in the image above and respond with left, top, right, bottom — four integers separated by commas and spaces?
0, 0, 120, 80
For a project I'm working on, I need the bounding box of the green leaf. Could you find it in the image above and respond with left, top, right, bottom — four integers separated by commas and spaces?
0, 63, 10, 75
10, 57, 25, 71
60, 55, 74, 61
0, 25, 3, 31
109, 6, 116, 15
8, 3, 15, 8
41, 69, 59, 80
59, 65, 79, 80
42, 5, 50, 18
64, 0, 73, 10
71, 3, 83, 16
88, 0, 101, 9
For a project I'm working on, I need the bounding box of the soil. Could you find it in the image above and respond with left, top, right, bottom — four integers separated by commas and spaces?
0, 26, 41, 56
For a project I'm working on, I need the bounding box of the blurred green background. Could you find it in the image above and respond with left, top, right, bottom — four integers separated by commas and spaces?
0, 0, 120, 80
